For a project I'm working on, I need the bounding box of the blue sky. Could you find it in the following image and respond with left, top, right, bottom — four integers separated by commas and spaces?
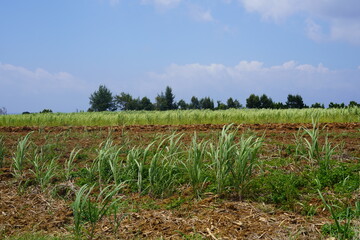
1, 0, 359, 113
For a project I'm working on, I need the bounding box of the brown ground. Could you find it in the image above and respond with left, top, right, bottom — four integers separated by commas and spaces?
0, 123, 359, 239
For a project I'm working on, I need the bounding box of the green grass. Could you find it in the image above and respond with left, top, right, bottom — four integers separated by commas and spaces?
0, 107, 359, 126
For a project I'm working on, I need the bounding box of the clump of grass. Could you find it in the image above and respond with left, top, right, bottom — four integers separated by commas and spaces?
29, 149, 57, 190
12, 132, 32, 180
148, 149, 179, 198
126, 142, 154, 193
72, 184, 124, 239
230, 134, 263, 199
64, 148, 81, 181
147, 133, 184, 198
318, 190, 355, 240
96, 138, 116, 186
208, 124, 237, 195
302, 118, 321, 162
207, 124, 263, 197
296, 118, 339, 171
183, 133, 208, 198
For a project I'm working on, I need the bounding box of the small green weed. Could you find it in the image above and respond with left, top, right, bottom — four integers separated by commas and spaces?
4, 233, 73, 240
248, 170, 307, 209
166, 197, 186, 210
318, 190, 355, 240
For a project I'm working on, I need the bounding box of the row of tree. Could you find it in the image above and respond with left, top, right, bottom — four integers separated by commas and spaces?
89, 85, 360, 112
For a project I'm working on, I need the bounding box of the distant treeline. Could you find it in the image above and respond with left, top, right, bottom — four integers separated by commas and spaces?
87, 85, 360, 112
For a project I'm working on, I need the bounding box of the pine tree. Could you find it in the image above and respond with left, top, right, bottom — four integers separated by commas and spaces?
89, 85, 115, 111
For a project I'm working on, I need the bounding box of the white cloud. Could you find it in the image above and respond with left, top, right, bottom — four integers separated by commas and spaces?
240, 0, 300, 22
330, 19, 360, 45
0, 63, 85, 92
239, 0, 360, 44
188, 4, 214, 22
305, 18, 325, 42
0, 63, 91, 113
143, 61, 358, 105
141, 0, 182, 9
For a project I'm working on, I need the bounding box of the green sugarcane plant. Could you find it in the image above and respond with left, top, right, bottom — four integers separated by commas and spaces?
65, 148, 81, 181
184, 133, 208, 198
12, 132, 32, 180
208, 124, 237, 195
148, 150, 179, 198
230, 134, 263, 199
72, 183, 124, 239
30, 150, 57, 190
126, 141, 155, 193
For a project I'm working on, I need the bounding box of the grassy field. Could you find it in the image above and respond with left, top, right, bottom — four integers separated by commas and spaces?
0, 120, 359, 239
0, 107, 359, 126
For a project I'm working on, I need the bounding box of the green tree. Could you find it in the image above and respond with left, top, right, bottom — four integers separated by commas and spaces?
177, 99, 188, 110
89, 85, 115, 112
328, 102, 345, 108
200, 97, 214, 110
259, 94, 274, 109
189, 96, 201, 109
165, 86, 177, 110
348, 101, 359, 108
273, 102, 287, 109
226, 97, 242, 109
246, 94, 261, 108
40, 109, 53, 113
311, 103, 325, 108
155, 86, 177, 110
217, 101, 228, 110
140, 97, 154, 111
115, 92, 145, 110
286, 94, 305, 109
115, 92, 135, 110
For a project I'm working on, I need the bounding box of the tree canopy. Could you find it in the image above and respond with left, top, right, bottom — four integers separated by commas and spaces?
89, 85, 115, 112
155, 86, 177, 111
88, 85, 356, 112
246, 94, 261, 108
286, 94, 306, 109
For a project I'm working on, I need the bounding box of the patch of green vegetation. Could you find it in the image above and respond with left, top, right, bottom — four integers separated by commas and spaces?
314, 162, 360, 192
136, 198, 161, 211
74, 167, 97, 186
4, 233, 73, 240
262, 157, 293, 169
297, 201, 319, 217
248, 170, 308, 209
166, 197, 186, 210
321, 223, 355, 240
175, 231, 205, 240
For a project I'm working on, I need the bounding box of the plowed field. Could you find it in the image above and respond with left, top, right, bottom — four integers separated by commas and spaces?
0, 123, 359, 239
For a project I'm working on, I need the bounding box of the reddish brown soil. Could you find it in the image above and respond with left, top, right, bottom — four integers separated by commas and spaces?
1, 122, 359, 133
0, 123, 359, 239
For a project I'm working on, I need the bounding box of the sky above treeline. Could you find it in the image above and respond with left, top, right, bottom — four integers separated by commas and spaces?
1, 0, 360, 113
